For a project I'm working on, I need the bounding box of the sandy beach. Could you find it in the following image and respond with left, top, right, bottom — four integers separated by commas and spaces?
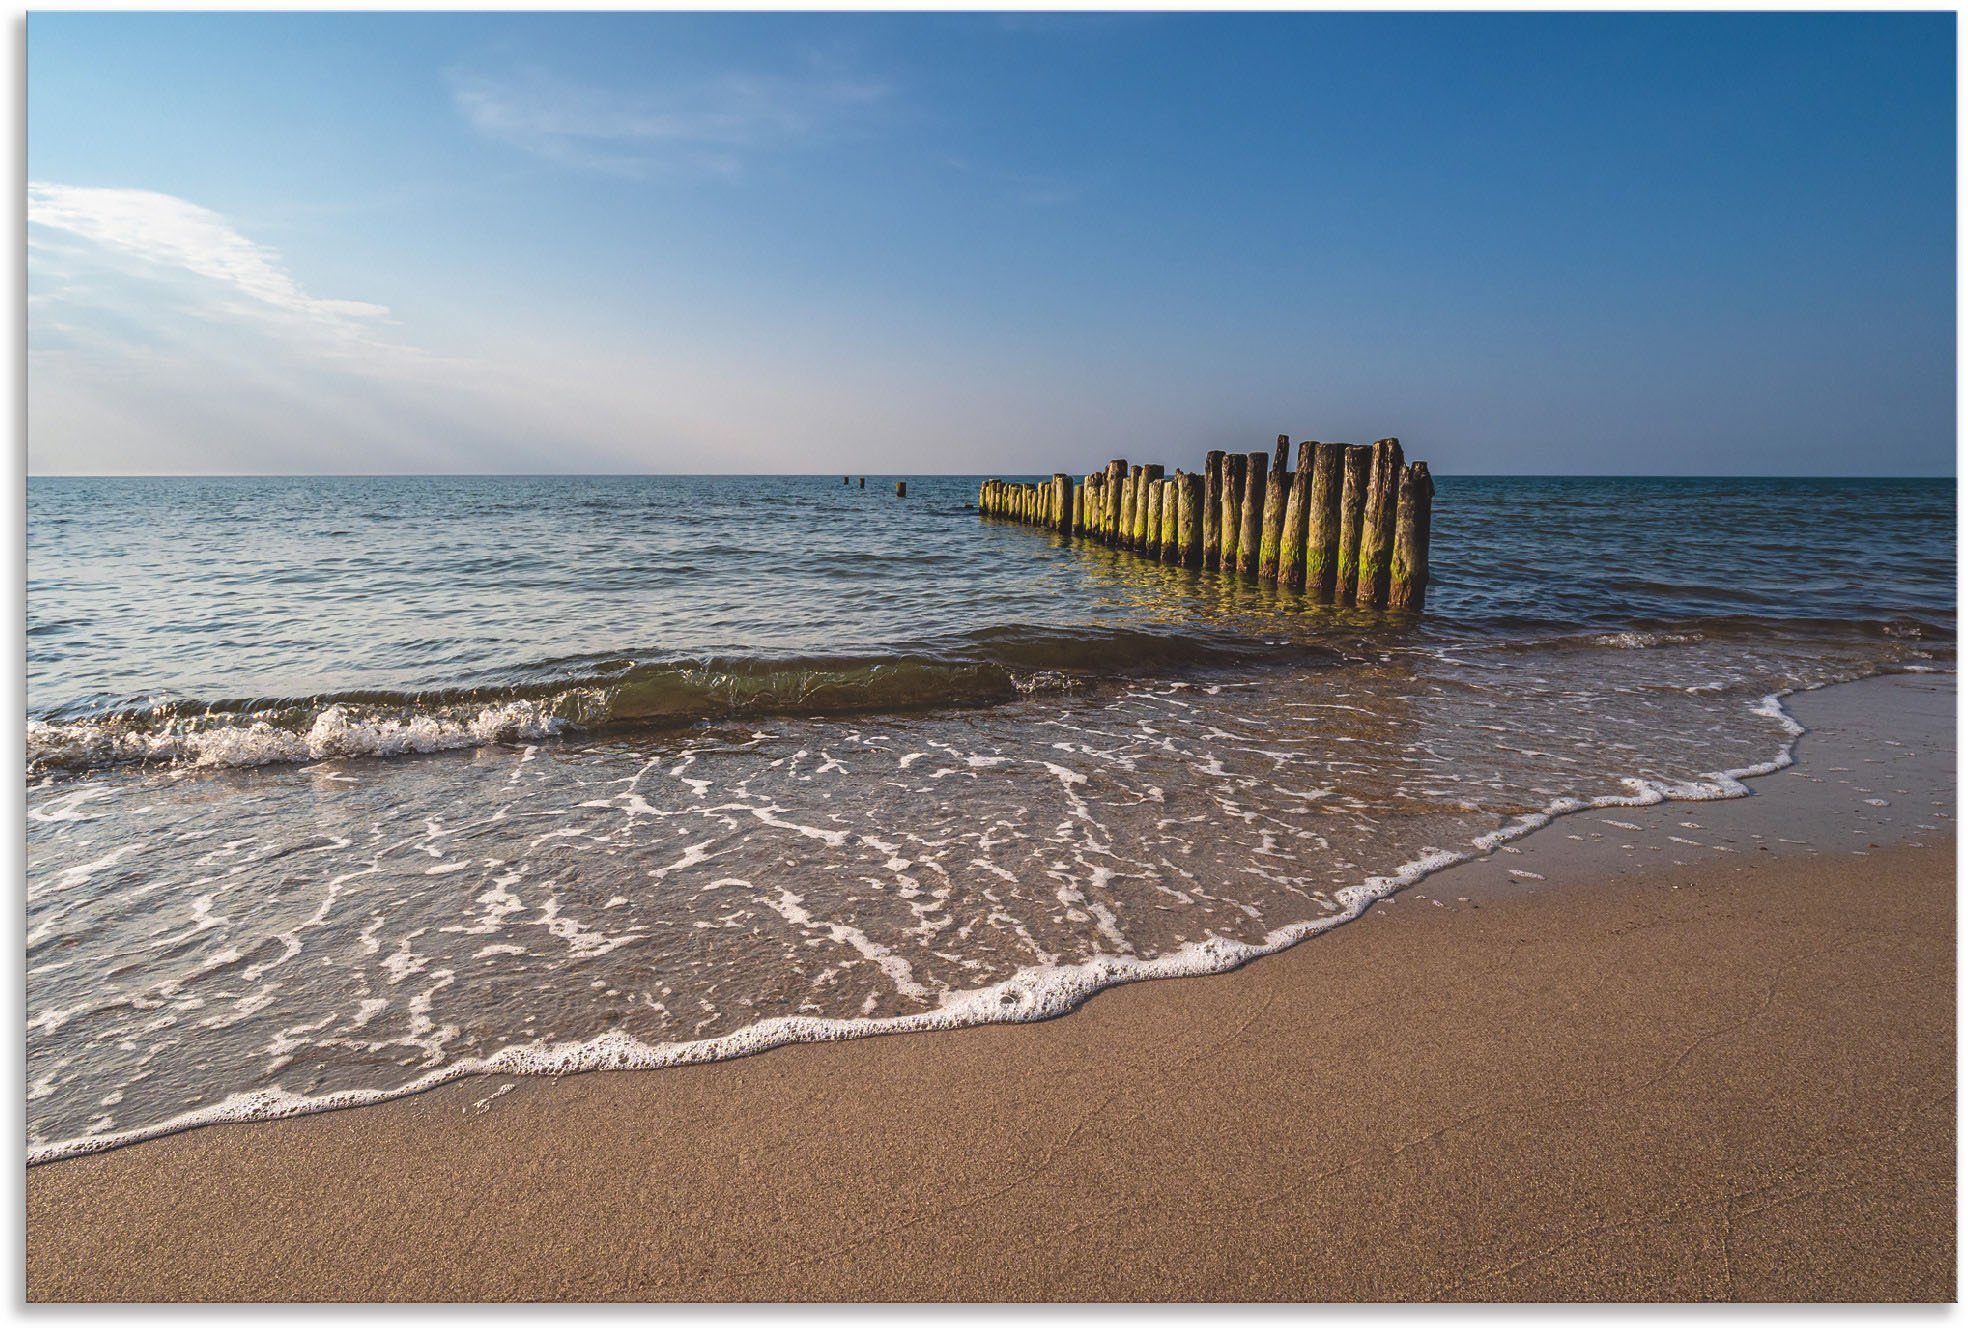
26, 672, 1955, 1302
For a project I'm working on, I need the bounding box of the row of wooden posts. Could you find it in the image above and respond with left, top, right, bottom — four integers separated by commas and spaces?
977, 436, 1433, 611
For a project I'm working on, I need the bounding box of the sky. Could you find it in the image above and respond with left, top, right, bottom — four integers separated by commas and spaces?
26, 11, 1957, 476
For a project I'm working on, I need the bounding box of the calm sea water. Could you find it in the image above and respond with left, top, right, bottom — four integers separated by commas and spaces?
26, 474, 1955, 1160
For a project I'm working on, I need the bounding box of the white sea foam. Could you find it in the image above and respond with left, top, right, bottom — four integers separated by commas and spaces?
28, 700, 571, 773
25, 688, 1817, 1168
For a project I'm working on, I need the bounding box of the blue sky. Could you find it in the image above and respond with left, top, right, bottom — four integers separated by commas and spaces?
27, 11, 1956, 475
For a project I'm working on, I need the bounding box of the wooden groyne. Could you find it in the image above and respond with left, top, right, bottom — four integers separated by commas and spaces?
977, 437, 1434, 611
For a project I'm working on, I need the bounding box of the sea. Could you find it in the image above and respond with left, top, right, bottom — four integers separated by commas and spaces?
25, 473, 1956, 1162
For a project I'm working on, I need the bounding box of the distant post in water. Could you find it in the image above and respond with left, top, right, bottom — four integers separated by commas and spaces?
1236, 450, 1267, 578
1257, 437, 1289, 582
1201, 451, 1225, 571
1333, 445, 1371, 602
896, 480, 907, 498
1305, 443, 1344, 601
1277, 440, 1314, 589
1389, 461, 1434, 612
1354, 438, 1403, 607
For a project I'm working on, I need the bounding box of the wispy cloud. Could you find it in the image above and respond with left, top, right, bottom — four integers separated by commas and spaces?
27, 182, 422, 367
447, 61, 891, 177
30, 183, 389, 327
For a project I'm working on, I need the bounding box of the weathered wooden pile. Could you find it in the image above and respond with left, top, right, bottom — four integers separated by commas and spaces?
976, 436, 1433, 611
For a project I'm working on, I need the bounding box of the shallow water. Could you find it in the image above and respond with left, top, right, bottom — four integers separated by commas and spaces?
26, 473, 1955, 1159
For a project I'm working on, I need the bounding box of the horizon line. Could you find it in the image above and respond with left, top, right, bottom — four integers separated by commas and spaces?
22, 471, 1959, 482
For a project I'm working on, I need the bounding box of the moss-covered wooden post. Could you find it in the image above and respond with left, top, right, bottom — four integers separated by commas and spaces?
1355, 438, 1403, 607
1117, 465, 1138, 547
1175, 471, 1203, 566
1257, 437, 1289, 582
1236, 450, 1267, 578
1159, 477, 1179, 561
1201, 450, 1225, 571
1050, 474, 1069, 532
1305, 443, 1344, 600
1143, 478, 1164, 558
1134, 464, 1163, 550
1332, 446, 1370, 602
1102, 460, 1126, 544
1218, 452, 1246, 572
1388, 461, 1434, 612
1277, 440, 1314, 589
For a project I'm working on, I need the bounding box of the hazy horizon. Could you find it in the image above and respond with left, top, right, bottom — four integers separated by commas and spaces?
28, 12, 1957, 479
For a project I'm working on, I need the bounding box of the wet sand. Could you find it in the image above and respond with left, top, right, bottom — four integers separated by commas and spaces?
26, 672, 1955, 1302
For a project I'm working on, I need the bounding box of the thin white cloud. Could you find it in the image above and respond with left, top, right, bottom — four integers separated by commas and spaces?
29, 182, 390, 326
26, 182, 433, 370
448, 62, 891, 177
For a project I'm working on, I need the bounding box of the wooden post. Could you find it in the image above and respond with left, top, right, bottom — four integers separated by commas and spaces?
1389, 461, 1434, 612
896, 480, 907, 498
1201, 451, 1225, 571
1158, 477, 1178, 561
1086, 475, 1103, 539
1175, 472, 1202, 566
1277, 440, 1314, 589
1070, 480, 1084, 535
1051, 474, 1070, 532
1104, 461, 1127, 544
1218, 452, 1246, 572
1144, 478, 1164, 558
1236, 450, 1267, 578
1355, 438, 1403, 607
1334, 445, 1371, 602
1133, 464, 1163, 550
1306, 444, 1345, 601
1257, 437, 1289, 581
1119, 465, 1139, 548
859, 477, 865, 489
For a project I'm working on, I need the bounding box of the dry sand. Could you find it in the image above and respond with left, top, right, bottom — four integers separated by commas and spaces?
26, 672, 1956, 1302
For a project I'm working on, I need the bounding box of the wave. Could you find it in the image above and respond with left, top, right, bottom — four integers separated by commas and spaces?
24, 686, 1811, 1166
27, 625, 1305, 775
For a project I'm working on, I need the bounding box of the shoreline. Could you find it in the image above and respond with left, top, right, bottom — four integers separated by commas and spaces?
26, 671, 1956, 1301
24, 671, 1865, 1168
